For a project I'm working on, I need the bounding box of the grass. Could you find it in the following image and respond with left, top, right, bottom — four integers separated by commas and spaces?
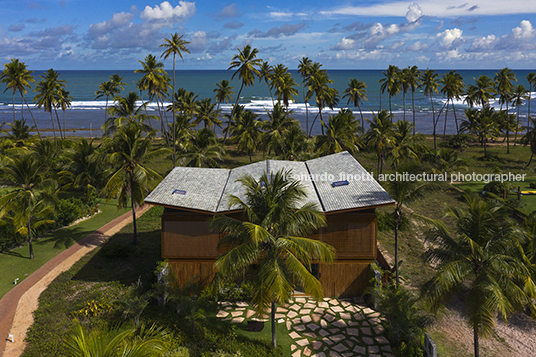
0, 199, 129, 299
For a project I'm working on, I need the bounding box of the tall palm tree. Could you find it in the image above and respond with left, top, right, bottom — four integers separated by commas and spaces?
422, 192, 536, 357
211, 169, 334, 348
226, 45, 263, 143
193, 98, 222, 130
104, 123, 169, 245
58, 88, 72, 137
306, 71, 339, 136
316, 109, 361, 155
495, 68, 516, 152
260, 103, 299, 155
364, 110, 394, 177
526, 72, 536, 127
230, 109, 262, 163
213, 79, 234, 111
404, 66, 422, 135
34, 69, 66, 145
379, 65, 401, 116
511, 84, 529, 147
439, 71, 465, 146
342, 78, 368, 128
103, 92, 155, 136
1, 58, 41, 138
297, 57, 313, 135
161, 32, 190, 166
95, 81, 116, 123
421, 69, 440, 150
258, 61, 274, 106
272, 66, 299, 112
390, 120, 423, 166
467, 76, 497, 157
0, 154, 56, 259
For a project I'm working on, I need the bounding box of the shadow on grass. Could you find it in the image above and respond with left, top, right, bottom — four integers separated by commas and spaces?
0, 250, 27, 259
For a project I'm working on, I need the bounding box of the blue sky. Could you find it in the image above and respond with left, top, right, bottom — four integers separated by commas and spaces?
2, 0, 536, 70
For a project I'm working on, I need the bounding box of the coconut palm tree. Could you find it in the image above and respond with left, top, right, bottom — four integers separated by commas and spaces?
316, 109, 361, 155
431, 149, 468, 175
58, 88, 72, 137
226, 45, 263, 143
179, 128, 225, 168
511, 84, 529, 147
95, 81, 117, 123
306, 71, 339, 136
104, 123, 168, 245
404, 66, 422, 135
213, 79, 234, 111
0, 154, 56, 259
260, 103, 299, 156
365, 110, 394, 177
272, 66, 299, 113
280, 126, 314, 161
193, 98, 222, 130
258, 61, 274, 106
390, 120, 424, 166
495, 68, 516, 152
421, 69, 441, 150
165, 113, 195, 154
103, 92, 155, 136
211, 169, 335, 348
467, 76, 497, 157
297, 57, 313, 135
342, 78, 368, 128
34, 69, 66, 145
439, 71, 465, 147
2, 119, 37, 148
230, 109, 262, 163
1, 58, 41, 138
421, 192, 536, 357
527, 72, 536, 127
521, 117, 536, 165
379, 65, 401, 116
161, 32, 190, 166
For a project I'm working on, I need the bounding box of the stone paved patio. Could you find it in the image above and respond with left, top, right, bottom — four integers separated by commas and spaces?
217, 297, 394, 357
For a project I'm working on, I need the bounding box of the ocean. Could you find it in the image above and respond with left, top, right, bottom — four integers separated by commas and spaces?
1, 69, 535, 137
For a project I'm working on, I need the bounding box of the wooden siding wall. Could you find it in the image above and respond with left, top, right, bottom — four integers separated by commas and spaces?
167, 259, 216, 289
319, 261, 372, 297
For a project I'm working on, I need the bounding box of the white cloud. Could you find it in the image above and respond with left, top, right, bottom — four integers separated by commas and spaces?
436, 28, 463, 49
512, 20, 535, 39
188, 31, 207, 53
140, 1, 195, 21
331, 37, 356, 50
406, 3, 423, 23
89, 12, 134, 38
468, 20, 536, 52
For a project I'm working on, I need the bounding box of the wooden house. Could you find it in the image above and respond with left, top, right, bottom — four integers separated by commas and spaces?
144, 152, 395, 297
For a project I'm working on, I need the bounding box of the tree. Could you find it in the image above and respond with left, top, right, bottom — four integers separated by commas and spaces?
404, 66, 422, 135
379, 65, 401, 116
227, 45, 263, 142
104, 123, 168, 245
521, 117, 536, 165
421, 192, 536, 357
34, 69, 66, 145
229, 109, 262, 163
193, 98, 222, 130
297, 57, 313, 135
316, 109, 361, 155
495, 68, 516, 153
439, 71, 465, 147
258, 61, 274, 106
511, 84, 528, 147
1, 58, 41, 138
280, 126, 314, 161
2, 119, 37, 148
342, 78, 368, 128
466, 76, 497, 157
213, 79, 234, 111
95, 74, 125, 123
306, 70, 339, 136
58, 88, 72, 138
211, 169, 335, 348
390, 120, 424, 166
179, 128, 225, 168
387, 162, 436, 286
365, 110, 394, 177
103, 92, 155, 136
161, 32, 190, 166
260, 103, 299, 155
421, 69, 441, 150
527, 72, 536, 127
0, 154, 56, 259
272, 65, 299, 112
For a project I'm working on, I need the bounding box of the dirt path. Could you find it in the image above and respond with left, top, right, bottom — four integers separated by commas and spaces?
0, 205, 152, 357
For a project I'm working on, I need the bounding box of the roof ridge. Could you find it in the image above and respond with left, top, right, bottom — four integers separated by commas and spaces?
215, 169, 233, 212
305, 161, 326, 212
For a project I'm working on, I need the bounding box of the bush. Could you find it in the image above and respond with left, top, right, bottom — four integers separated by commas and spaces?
483, 181, 511, 195
438, 134, 471, 149
377, 211, 410, 232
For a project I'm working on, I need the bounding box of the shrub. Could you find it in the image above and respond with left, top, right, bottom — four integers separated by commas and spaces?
483, 181, 511, 195
377, 211, 410, 232
438, 134, 471, 149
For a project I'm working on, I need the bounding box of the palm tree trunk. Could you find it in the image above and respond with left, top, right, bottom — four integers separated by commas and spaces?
271, 301, 277, 349
12, 91, 16, 121
395, 209, 400, 287
28, 215, 34, 259
528, 153, 534, 166
63, 110, 66, 137
54, 108, 64, 139
303, 85, 309, 137
23, 96, 41, 140
431, 94, 436, 150
443, 102, 449, 140
309, 112, 320, 137
319, 108, 325, 136
528, 84, 532, 128
403, 91, 406, 121
105, 96, 109, 122
474, 329, 480, 357
172, 53, 177, 166
224, 83, 245, 145
514, 105, 520, 147
131, 196, 138, 246
412, 90, 416, 136
49, 111, 57, 146
379, 89, 382, 111
358, 105, 364, 130
452, 100, 462, 152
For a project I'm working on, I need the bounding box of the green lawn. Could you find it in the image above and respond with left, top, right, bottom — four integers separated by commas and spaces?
0, 199, 129, 299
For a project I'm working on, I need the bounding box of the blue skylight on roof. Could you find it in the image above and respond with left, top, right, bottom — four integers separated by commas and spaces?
172, 189, 187, 195
332, 180, 349, 187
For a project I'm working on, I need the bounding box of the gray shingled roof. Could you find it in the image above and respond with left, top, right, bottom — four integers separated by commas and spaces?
144, 152, 394, 213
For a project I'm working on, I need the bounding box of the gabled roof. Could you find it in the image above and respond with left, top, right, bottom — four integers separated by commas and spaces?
144, 151, 395, 213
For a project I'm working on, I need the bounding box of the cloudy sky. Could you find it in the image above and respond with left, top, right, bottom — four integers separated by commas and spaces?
2, 0, 536, 70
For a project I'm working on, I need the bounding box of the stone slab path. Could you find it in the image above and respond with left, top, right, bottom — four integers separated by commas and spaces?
217, 297, 394, 357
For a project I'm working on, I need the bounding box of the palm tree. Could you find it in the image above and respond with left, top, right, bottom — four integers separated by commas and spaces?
467, 76, 497, 157
1, 58, 41, 138
260, 103, 299, 155
495, 68, 516, 152
387, 162, 435, 286
390, 120, 423, 166
342, 78, 368, 128
230, 109, 262, 163
211, 169, 335, 348
226, 45, 263, 142
165, 113, 194, 154
193, 98, 222, 130
404, 66, 422, 135
161, 32, 190, 166
2, 119, 36, 148
103, 92, 155, 136
258, 61, 274, 106
34, 69, 66, 145
306, 71, 339, 136
422, 192, 536, 357
104, 123, 169, 245
297, 57, 313, 135
379, 65, 400, 116
58, 88, 72, 137
521, 117, 536, 165
431, 149, 468, 175
511, 84, 529, 147
0, 154, 56, 259
421, 69, 440, 150
213, 79, 234, 111
179, 128, 225, 168
95, 74, 126, 124
272, 66, 299, 112
364, 110, 394, 177
439, 71, 465, 147
316, 109, 361, 155
526, 72, 536, 127
280, 126, 314, 161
